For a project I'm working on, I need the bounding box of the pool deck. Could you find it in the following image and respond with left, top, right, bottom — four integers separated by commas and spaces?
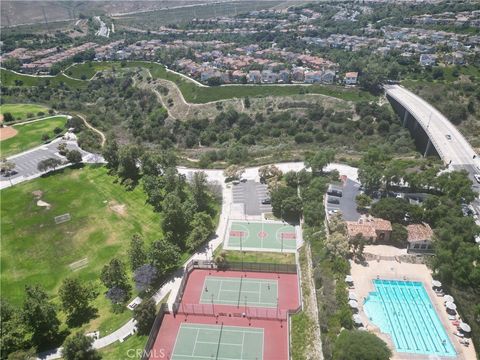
350, 257, 477, 360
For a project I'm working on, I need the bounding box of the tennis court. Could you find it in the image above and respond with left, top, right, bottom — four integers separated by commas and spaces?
225, 221, 297, 252
200, 276, 278, 308
171, 323, 264, 360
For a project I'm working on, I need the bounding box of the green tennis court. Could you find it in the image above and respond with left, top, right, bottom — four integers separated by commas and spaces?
225, 221, 297, 252
172, 323, 264, 360
200, 276, 278, 308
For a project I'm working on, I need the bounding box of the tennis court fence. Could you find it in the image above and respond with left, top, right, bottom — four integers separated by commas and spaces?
174, 259, 297, 306
141, 303, 169, 360
173, 302, 289, 320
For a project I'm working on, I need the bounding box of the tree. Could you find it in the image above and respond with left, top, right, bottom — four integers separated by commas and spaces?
102, 137, 119, 171
3, 112, 14, 122
333, 330, 391, 360
258, 165, 283, 184
66, 150, 83, 164
244, 97, 251, 109
191, 171, 210, 212
148, 238, 180, 278
0, 159, 16, 185
371, 198, 413, 224
390, 223, 408, 247
270, 186, 297, 218
161, 193, 190, 248
37, 158, 62, 173
117, 145, 142, 182
185, 212, 214, 251
306, 149, 335, 174
6, 348, 37, 360
325, 232, 349, 258
128, 234, 146, 271
281, 195, 303, 222
133, 298, 156, 335
41, 133, 50, 142
58, 278, 97, 326
284, 171, 298, 188
105, 287, 128, 304
22, 285, 60, 346
355, 194, 372, 209
57, 142, 68, 156
100, 258, 130, 293
358, 164, 383, 192
0, 299, 31, 359
62, 332, 101, 360
133, 264, 158, 292
223, 165, 244, 180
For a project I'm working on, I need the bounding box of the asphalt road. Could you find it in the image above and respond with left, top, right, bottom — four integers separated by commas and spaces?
385, 85, 479, 168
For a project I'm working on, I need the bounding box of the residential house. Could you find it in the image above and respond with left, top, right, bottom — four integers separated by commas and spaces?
261, 69, 278, 83
321, 70, 335, 84
344, 71, 358, 85
419, 53, 437, 66
346, 216, 392, 242
247, 70, 262, 84
231, 70, 246, 83
406, 223, 434, 253
304, 70, 323, 83
292, 67, 305, 82
278, 70, 290, 83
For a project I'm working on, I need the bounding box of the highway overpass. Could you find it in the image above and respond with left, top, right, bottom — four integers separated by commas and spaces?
385, 84, 480, 217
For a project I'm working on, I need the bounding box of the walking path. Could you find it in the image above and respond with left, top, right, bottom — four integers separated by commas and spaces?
37, 162, 355, 359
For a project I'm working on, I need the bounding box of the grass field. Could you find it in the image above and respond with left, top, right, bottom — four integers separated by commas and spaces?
66, 61, 374, 103
0, 165, 164, 306
99, 334, 148, 360
0, 68, 86, 89
0, 103, 49, 120
0, 115, 67, 157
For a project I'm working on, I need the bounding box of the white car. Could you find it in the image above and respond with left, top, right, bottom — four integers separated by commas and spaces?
474, 174, 480, 184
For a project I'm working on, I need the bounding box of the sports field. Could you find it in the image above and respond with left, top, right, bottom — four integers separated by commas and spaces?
0, 115, 67, 157
171, 323, 264, 360
201, 276, 278, 308
225, 221, 297, 253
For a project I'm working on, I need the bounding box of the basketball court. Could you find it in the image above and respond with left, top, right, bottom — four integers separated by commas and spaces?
200, 276, 278, 308
171, 323, 264, 360
224, 220, 297, 253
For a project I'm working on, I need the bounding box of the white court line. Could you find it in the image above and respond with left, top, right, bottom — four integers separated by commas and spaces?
191, 329, 200, 356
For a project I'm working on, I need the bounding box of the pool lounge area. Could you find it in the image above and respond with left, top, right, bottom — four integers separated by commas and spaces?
364, 279, 456, 357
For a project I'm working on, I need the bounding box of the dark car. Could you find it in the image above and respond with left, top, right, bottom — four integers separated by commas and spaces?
261, 198, 271, 205
327, 196, 340, 205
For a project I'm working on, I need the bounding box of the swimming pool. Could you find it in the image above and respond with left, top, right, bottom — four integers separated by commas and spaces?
364, 279, 456, 357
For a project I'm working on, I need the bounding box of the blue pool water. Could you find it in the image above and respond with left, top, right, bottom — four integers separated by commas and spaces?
364, 279, 456, 357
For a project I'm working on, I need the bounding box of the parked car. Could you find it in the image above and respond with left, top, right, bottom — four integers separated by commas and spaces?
474, 174, 480, 184
445, 134, 452, 140
327, 196, 340, 205
261, 198, 271, 205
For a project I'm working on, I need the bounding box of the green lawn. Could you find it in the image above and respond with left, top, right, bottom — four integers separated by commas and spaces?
0, 68, 86, 89
66, 61, 374, 103
0, 165, 164, 306
0, 115, 67, 157
0, 103, 49, 120
99, 334, 148, 359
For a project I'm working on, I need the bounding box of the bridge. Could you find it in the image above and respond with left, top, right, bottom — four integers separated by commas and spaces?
385, 84, 480, 216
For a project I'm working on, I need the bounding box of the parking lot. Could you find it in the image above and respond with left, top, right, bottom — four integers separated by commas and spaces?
325, 178, 362, 221
232, 180, 272, 216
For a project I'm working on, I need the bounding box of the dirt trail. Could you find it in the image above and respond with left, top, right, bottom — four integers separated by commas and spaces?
76, 113, 106, 147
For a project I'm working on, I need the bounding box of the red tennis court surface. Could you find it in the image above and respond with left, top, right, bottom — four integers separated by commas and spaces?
181, 269, 300, 312
149, 269, 300, 360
